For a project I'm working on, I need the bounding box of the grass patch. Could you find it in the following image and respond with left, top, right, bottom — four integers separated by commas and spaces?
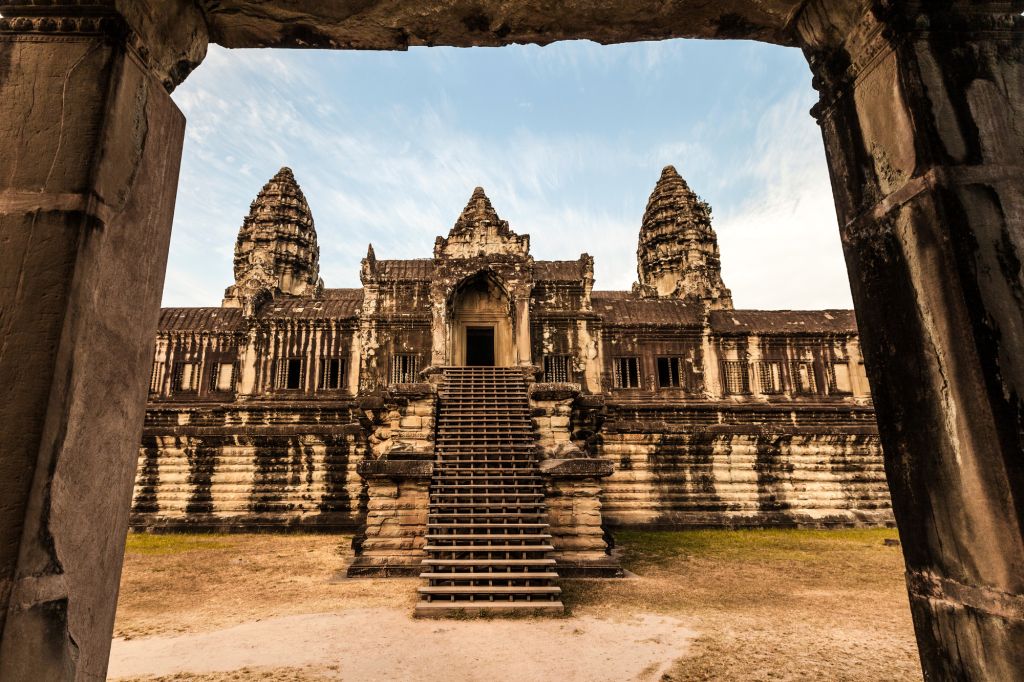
125, 533, 235, 556
616, 527, 901, 571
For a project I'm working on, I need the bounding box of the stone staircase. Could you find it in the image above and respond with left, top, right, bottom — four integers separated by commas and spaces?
415, 367, 564, 615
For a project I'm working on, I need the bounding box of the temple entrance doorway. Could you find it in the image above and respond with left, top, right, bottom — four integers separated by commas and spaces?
449, 274, 514, 366
465, 326, 495, 366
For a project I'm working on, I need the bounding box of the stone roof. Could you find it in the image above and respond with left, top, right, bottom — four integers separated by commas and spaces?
593, 296, 702, 327
259, 298, 362, 320
590, 290, 634, 300
534, 260, 587, 282
320, 288, 365, 299
709, 310, 858, 334
158, 294, 363, 332
372, 259, 435, 280
158, 308, 244, 332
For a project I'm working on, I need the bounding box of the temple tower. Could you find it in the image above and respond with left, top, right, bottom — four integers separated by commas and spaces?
223, 167, 323, 313
434, 187, 530, 259
636, 166, 733, 309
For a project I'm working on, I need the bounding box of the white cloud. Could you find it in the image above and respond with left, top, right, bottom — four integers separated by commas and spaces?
714, 92, 852, 310
163, 42, 852, 312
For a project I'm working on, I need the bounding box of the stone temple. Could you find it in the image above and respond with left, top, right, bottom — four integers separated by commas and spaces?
134, 165, 889, 609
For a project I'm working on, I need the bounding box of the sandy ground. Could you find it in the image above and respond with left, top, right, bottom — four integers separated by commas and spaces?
109, 529, 923, 682
108, 608, 695, 681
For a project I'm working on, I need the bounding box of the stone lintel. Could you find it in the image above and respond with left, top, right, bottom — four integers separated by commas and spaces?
529, 382, 581, 401
356, 460, 433, 480
539, 458, 614, 479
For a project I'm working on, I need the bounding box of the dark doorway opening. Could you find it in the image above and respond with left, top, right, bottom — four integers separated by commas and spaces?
466, 327, 495, 366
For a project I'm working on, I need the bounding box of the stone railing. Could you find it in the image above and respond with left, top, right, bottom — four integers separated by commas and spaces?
346, 459, 432, 577
529, 383, 622, 577
348, 383, 438, 577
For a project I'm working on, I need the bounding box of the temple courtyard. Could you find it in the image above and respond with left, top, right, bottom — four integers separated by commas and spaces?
107, 529, 920, 681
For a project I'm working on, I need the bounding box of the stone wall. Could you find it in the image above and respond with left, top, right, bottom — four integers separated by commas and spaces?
597, 413, 891, 530
130, 404, 367, 532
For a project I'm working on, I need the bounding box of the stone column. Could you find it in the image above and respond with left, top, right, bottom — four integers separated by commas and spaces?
0, 2, 206, 679
798, 3, 1024, 679
515, 296, 532, 366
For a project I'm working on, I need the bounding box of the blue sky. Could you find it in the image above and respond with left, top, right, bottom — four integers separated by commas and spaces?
166, 39, 853, 310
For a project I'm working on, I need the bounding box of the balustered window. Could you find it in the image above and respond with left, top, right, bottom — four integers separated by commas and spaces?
150, 362, 162, 393
613, 357, 642, 389
757, 361, 783, 394
791, 361, 817, 394
721, 361, 750, 394
657, 357, 685, 388
391, 355, 419, 384
171, 362, 198, 392
277, 358, 305, 390
320, 358, 346, 390
857, 362, 871, 395
827, 362, 853, 394
210, 362, 237, 392
543, 355, 571, 383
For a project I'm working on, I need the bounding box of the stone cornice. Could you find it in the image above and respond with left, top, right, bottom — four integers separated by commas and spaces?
0, 0, 209, 91
798, 0, 1024, 122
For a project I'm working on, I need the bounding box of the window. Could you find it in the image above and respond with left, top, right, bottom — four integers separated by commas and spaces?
757, 362, 783, 394
856, 362, 871, 395
210, 362, 236, 392
543, 355, 571, 383
613, 357, 642, 388
721, 361, 750, 394
391, 354, 419, 384
277, 358, 305, 390
827, 362, 853, 394
791, 361, 817, 394
171, 362, 198, 392
150, 362, 162, 393
320, 358, 346, 390
657, 357, 685, 388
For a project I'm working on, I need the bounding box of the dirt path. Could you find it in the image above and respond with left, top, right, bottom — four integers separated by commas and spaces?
108, 608, 695, 682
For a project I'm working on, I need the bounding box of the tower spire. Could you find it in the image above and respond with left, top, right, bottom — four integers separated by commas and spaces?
636, 166, 733, 309
223, 167, 323, 313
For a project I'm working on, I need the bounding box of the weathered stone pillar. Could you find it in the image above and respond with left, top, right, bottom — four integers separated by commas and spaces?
0, 2, 206, 679
515, 296, 532, 366
798, 3, 1024, 678
347, 460, 433, 577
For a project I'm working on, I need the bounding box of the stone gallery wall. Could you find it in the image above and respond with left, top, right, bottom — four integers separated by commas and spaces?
131, 404, 368, 532
595, 411, 890, 530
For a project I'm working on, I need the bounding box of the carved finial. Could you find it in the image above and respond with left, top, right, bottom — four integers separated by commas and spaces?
367, 243, 376, 261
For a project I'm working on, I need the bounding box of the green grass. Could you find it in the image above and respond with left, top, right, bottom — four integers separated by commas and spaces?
616, 527, 902, 570
125, 533, 235, 556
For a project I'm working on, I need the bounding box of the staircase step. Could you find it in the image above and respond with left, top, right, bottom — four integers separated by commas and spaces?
419, 572, 561, 581
418, 586, 561, 595
418, 367, 559, 615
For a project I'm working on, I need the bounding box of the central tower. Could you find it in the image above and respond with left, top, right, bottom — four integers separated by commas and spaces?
636, 166, 733, 310
429, 188, 534, 367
